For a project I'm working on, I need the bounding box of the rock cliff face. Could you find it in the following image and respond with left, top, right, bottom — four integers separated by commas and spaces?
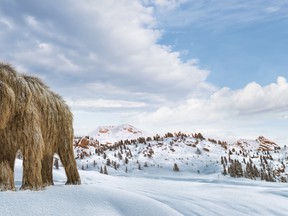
256, 136, 280, 151
234, 136, 281, 152
77, 138, 90, 149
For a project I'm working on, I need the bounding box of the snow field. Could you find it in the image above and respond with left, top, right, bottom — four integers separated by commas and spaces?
2, 160, 288, 216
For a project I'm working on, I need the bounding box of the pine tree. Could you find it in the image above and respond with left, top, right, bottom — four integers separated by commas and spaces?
224, 156, 227, 164
223, 166, 227, 176
129, 149, 133, 157
196, 148, 202, 155
118, 152, 123, 160
260, 170, 264, 180
125, 157, 129, 164
173, 163, 180, 172
106, 158, 111, 166
54, 158, 59, 169
104, 165, 108, 175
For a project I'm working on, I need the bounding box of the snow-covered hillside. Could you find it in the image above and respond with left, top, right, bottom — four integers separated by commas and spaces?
75, 132, 224, 176
74, 131, 288, 183
224, 136, 287, 182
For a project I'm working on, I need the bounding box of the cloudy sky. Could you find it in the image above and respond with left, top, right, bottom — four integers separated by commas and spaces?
1, 0, 288, 142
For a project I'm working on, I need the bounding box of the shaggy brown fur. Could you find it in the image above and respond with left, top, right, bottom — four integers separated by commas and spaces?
0, 63, 81, 190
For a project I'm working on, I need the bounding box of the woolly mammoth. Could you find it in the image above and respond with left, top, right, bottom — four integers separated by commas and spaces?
0, 63, 80, 190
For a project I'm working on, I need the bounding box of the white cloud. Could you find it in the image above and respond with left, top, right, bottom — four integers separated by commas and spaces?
38, 42, 52, 52
144, 0, 187, 11
0, 0, 209, 98
153, 0, 288, 29
10, 41, 80, 74
265, 6, 280, 14
56, 54, 80, 72
67, 98, 146, 110
70, 0, 209, 88
0, 17, 14, 29
133, 77, 288, 125
231, 77, 288, 114
24, 15, 65, 41
25, 15, 38, 27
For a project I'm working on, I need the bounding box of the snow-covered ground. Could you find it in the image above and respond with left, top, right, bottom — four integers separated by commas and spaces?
1, 159, 288, 216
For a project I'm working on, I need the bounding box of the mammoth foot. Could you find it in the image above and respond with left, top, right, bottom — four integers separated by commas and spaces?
0, 183, 16, 191
65, 179, 81, 185
20, 178, 44, 191
20, 183, 45, 191
42, 180, 54, 187
0, 161, 15, 191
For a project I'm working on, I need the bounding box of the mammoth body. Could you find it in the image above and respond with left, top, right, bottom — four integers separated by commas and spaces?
0, 63, 80, 190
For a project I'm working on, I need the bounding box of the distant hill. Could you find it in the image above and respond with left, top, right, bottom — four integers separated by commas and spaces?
88, 124, 148, 144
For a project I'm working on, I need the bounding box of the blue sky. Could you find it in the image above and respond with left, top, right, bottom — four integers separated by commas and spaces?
0, 0, 288, 142
155, 0, 288, 89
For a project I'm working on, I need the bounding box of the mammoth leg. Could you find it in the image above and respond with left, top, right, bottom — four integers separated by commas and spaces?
58, 143, 81, 185
0, 158, 16, 191
21, 131, 44, 190
41, 153, 54, 187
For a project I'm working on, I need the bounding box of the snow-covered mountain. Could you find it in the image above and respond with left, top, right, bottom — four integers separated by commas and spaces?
88, 124, 148, 144
74, 132, 288, 183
